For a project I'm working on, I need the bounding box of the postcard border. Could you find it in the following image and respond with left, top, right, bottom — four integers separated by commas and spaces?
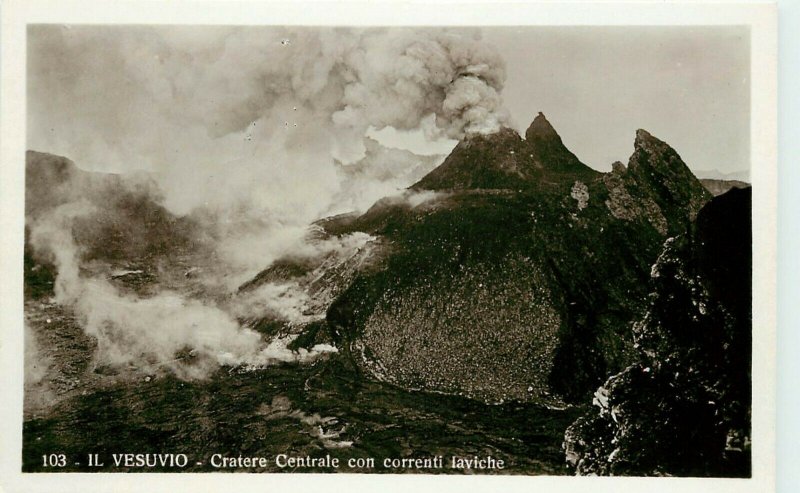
0, 1, 777, 492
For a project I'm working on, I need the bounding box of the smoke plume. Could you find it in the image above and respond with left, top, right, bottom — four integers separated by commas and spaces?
26, 26, 510, 378
28, 25, 508, 224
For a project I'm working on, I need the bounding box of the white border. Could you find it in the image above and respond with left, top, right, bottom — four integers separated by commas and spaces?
0, 2, 778, 493
776, 1, 799, 492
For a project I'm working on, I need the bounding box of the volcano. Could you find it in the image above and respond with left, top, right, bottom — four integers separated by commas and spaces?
23, 112, 750, 476
248, 113, 712, 404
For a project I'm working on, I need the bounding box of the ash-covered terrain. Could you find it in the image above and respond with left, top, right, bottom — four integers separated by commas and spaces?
23, 113, 750, 476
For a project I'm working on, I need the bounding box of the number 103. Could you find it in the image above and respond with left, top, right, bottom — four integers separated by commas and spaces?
42, 453, 66, 467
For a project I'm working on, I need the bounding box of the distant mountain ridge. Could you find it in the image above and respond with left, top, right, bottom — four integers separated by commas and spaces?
24, 151, 210, 301
699, 178, 750, 197
695, 168, 750, 182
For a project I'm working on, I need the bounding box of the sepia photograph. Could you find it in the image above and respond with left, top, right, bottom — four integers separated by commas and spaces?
0, 1, 780, 492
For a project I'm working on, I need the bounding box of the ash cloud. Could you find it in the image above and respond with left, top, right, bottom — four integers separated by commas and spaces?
28, 26, 507, 230
29, 26, 508, 215
26, 26, 510, 379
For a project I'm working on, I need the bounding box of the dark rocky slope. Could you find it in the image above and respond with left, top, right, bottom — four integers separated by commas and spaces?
563, 186, 752, 476
266, 114, 712, 404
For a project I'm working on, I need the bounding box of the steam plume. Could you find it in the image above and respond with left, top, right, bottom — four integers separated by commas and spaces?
26, 26, 510, 378
29, 26, 508, 230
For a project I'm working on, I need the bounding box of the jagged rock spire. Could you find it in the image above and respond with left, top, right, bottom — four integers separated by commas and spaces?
525, 112, 561, 142
524, 112, 597, 180
625, 128, 711, 227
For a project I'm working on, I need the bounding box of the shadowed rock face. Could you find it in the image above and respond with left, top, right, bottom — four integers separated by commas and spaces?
564, 187, 752, 477
627, 130, 712, 227
272, 113, 715, 404
524, 112, 595, 178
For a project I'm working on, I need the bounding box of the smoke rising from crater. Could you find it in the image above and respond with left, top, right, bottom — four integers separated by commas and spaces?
26, 26, 510, 378
29, 26, 508, 260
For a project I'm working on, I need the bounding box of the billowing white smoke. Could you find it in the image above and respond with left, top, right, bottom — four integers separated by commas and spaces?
332, 137, 444, 214
28, 200, 344, 378
29, 26, 508, 276
26, 26, 510, 378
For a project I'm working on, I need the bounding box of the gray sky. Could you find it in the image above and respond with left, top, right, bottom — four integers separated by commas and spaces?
365, 26, 750, 176
28, 25, 750, 180
484, 26, 750, 175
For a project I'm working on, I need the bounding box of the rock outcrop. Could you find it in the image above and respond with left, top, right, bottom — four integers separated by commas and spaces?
563, 186, 752, 477
603, 130, 711, 235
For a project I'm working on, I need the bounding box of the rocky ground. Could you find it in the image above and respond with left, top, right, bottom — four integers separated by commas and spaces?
24, 306, 582, 473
